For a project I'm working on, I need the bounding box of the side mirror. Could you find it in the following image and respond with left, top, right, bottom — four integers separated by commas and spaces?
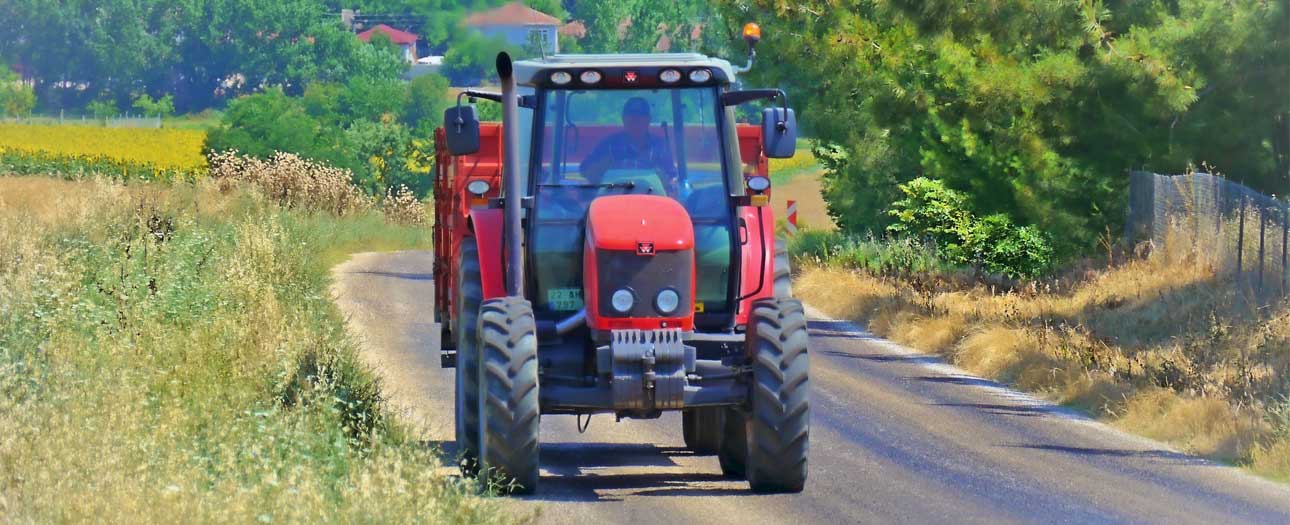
443, 105, 480, 156
762, 107, 797, 159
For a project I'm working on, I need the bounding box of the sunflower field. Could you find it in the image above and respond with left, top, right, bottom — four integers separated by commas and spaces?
0, 123, 207, 181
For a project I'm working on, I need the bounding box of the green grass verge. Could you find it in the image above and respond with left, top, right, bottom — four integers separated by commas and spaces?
0, 177, 502, 522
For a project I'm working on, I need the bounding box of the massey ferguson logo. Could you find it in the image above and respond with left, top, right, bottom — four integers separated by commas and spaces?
637, 242, 655, 256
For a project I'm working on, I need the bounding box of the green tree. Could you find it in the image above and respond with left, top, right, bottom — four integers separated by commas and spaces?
132, 94, 175, 118
205, 87, 354, 171
715, 0, 1290, 257
0, 64, 35, 117
403, 73, 451, 133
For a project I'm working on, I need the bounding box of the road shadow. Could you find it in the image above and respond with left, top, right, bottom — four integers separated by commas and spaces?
912, 375, 1000, 389
999, 443, 1212, 466
933, 402, 1052, 418
806, 319, 874, 340
520, 442, 749, 502
821, 349, 943, 365
347, 270, 434, 281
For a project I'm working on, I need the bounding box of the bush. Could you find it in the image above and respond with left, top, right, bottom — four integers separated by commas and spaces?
886, 177, 1053, 278
204, 88, 353, 172
790, 229, 956, 277
0, 65, 35, 118
207, 150, 371, 216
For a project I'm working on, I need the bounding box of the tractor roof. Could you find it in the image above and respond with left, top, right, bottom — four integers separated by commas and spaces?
513, 53, 737, 87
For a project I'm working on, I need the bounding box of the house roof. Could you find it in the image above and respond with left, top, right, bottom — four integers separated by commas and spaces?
464, 2, 561, 27
357, 24, 419, 45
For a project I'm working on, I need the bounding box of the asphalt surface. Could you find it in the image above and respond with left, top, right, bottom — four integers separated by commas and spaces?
332, 250, 1290, 524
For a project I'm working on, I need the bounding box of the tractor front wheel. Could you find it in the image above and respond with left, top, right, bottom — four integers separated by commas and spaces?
682, 407, 723, 455
745, 297, 810, 493
477, 296, 541, 494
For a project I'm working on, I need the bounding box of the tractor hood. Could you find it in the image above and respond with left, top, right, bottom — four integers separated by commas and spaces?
586, 195, 694, 253
583, 195, 696, 332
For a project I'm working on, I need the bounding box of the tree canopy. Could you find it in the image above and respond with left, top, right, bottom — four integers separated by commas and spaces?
715, 0, 1289, 255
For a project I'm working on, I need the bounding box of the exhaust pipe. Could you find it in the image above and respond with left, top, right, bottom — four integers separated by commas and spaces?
497, 52, 524, 297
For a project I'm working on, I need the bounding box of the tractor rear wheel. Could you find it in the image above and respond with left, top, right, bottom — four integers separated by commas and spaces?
745, 297, 810, 493
477, 296, 541, 494
774, 237, 793, 298
682, 407, 723, 454
717, 407, 747, 478
454, 239, 482, 476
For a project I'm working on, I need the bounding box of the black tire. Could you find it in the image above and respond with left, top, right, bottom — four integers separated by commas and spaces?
477, 297, 541, 494
745, 297, 810, 493
717, 407, 748, 478
774, 238, 793, 298
454, 239, 482, 476
682, 407, 723, 455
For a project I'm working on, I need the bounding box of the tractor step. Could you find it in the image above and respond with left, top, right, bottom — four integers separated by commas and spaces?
440, 349, 457, 368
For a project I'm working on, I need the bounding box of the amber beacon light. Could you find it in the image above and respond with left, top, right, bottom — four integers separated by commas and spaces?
743, 22, 762, 46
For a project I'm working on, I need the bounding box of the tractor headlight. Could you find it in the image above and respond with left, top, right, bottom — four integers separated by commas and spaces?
654, 288, 680, 315
579, 70, 602, 84
689, 68, 712, 83
611, 288, 635, 313
660, 69, 682, 83
550, 71, 572, 85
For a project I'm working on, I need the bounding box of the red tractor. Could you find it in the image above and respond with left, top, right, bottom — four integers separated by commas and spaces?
433, 24, 808, 494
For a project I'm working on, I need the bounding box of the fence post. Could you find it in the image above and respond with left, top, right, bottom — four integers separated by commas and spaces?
1283, 204, 1288, 294
1237, 194, 1246, 274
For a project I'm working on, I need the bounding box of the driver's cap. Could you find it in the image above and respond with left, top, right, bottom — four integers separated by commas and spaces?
622, 97, 651, 118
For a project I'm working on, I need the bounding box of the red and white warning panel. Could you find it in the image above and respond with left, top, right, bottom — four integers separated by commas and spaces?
786, 199, 798, 236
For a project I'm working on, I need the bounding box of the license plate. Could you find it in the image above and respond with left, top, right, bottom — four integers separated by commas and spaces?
547, 288, 584, 311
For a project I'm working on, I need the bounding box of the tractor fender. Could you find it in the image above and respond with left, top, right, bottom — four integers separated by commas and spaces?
735, 205, 777, 326
468, 208, 507, 300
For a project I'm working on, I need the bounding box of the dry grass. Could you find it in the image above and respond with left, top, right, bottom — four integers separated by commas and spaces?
795, 236, 1290, 478
0, 175, 502, 523
208, 150, 372, 216
381, 185, 430, 225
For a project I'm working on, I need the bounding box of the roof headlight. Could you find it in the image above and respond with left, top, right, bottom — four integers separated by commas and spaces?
466, 179, 491, 196
688, 69, 712, 83
550, 71, 572, 85
611, 288, 635, 313
660, 69, 682, 83
579, 70, 602, 84
655, 289, 680, 315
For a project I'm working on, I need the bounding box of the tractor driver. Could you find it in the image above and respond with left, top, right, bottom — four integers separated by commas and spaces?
579, 96, 677, 194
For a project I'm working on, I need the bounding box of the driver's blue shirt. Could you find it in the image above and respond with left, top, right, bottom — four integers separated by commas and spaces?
582, 131, 676, 184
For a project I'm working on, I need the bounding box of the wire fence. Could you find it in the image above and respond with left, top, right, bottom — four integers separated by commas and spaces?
2, 114, 163, 128
1126, 171, 1289, 297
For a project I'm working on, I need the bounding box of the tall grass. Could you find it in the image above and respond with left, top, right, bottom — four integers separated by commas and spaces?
791, 227, 1290, 480
0, 177, 502, 522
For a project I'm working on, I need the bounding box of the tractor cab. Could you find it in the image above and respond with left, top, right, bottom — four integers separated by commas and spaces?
433, 23, 810, 495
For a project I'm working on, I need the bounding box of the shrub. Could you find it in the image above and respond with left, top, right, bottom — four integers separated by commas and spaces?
0, 65, 35, 118
886, 177, 1053, 278
381, 185, 427, 225
204, 88, 353, 172
207, 150, 370, 216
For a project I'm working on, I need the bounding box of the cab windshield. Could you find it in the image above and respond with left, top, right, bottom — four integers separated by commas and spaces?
527, 87, 736, 317
531, 87, 729, 218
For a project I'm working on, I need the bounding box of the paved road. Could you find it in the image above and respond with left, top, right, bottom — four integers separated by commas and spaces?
332, 251, 1290, 524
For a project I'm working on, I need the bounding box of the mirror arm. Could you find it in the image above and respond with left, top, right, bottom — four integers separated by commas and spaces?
721, 88, 788, 110
460, 89, 501, 103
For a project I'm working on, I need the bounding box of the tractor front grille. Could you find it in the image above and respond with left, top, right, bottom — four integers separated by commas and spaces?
596, 249, 692, 318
